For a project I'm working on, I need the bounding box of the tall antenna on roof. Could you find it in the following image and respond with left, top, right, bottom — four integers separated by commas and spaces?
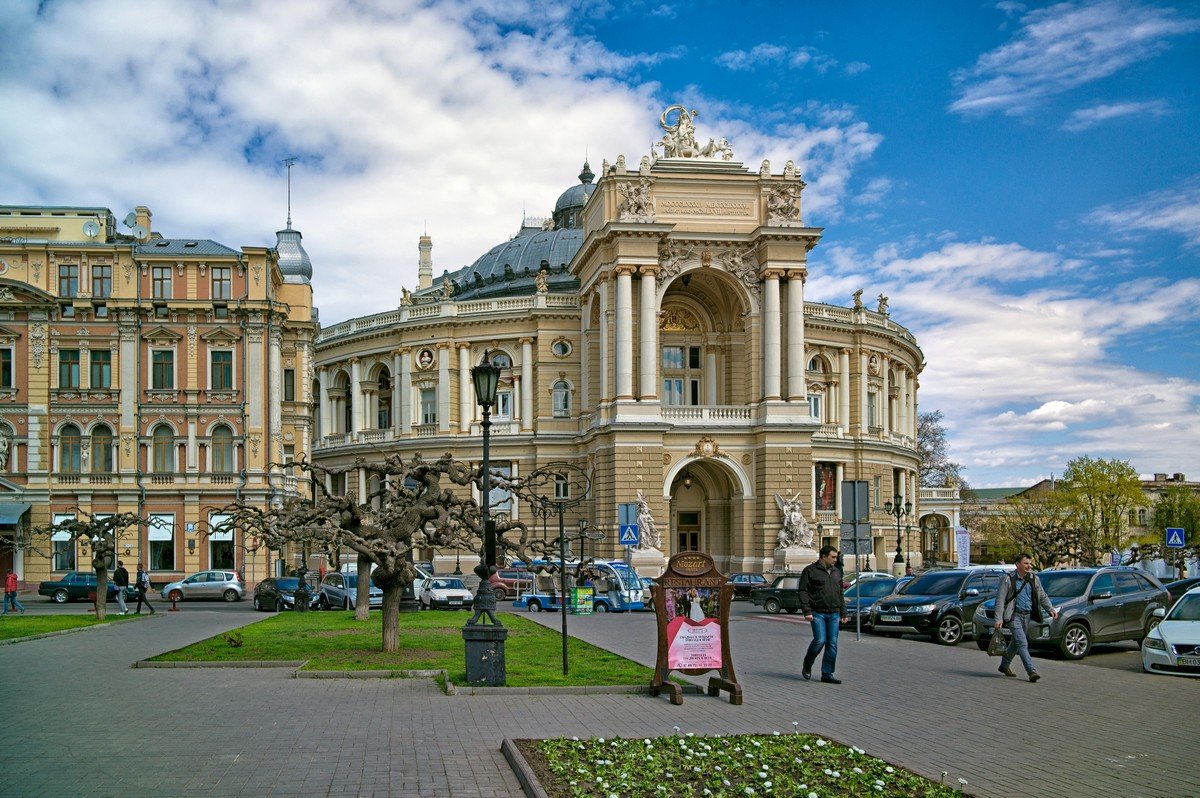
283, 157, 298, 228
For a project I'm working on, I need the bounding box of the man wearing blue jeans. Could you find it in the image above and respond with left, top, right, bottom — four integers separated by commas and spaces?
799, 545, 848, 684
994, 553, 1057, 683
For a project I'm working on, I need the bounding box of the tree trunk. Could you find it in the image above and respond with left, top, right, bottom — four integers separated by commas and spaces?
355, 553, 371, 621
380, 584, 402, 653
94, 566, 108, 621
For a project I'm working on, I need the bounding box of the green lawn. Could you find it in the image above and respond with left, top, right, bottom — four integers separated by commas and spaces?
0, 613, 142, 641
151, 610, 660, 687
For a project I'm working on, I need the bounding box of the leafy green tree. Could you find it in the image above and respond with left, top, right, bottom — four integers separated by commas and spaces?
1137, 485, 1200, 578
978, 489, 1083, 569
1061, 456, 1144, 565
916, 410, 968, 489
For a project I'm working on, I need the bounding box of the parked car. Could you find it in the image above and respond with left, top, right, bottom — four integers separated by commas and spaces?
1142, 586, 1200, 678
871, 567, 1011, 645
894, 575, 916, 593
728, 572, 768, 599
253, 577, 321, 612
420, 577, 473, 610
159, 570, 245, 602
972, 566, 1170, 659
841, 570, 893, 590
490, 567, 534, 601
318, 572, 383, 610
1164, 576, 1200, 606
38, 572, 137, 604
750, 574, 804, 614
841, 576, 900, 630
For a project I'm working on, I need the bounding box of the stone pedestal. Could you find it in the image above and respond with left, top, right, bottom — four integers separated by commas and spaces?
774, 546, 818, 574
629, 547, 668, 578
462, 624, 508, 686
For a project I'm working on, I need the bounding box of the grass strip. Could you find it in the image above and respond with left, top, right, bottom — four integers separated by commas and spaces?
150, 610, 660, 687
521, 732, 972, 797
0, 613, 142, 641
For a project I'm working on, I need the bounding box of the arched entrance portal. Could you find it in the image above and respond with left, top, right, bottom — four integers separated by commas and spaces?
919, 513, 951, 568
665, 457, 749, 573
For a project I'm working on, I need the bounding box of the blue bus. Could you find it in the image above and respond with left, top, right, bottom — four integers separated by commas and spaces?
512, 559, 645, 613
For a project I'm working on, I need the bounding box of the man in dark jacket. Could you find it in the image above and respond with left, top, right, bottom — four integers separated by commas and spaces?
799, 545, 847, 684
112, 560, 130, 615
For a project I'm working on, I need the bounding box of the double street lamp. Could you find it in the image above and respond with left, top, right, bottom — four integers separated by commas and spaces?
883, 494, 912, 575
472, 350, 502, 580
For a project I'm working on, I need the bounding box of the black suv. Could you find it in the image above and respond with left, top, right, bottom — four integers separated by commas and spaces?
870, 567, 1011, 645
972, 566, 1170, 660
749, 574, 804, 614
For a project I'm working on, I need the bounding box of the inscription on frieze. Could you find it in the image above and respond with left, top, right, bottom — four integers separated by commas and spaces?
657, 199, 754, 217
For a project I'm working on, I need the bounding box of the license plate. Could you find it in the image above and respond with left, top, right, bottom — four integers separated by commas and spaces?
449, 600, 462, 605
1180, 656, 1200, 666
880, 615, 901, 622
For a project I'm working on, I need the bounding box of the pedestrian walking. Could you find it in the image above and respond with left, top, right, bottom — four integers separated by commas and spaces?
112, 560, 130, 615
134, 563, 156, 615
799, 545, 848, 684
3, 568, 25, 615
993, 552, 1057, 683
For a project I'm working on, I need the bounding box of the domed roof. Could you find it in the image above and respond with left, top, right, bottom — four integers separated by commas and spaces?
275, 227, 312, 284
554, 161, 597, 214
438, 225, 583, 302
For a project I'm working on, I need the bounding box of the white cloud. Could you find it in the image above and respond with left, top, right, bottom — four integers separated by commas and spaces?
714, 43, 867, 77
1086, 176, 1200, 246
1062, 100, 1170, 131
950, 0, 1200, 116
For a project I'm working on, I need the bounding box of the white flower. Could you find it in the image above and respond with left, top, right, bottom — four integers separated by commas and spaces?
687, 732, 695, 737
816, 739, 827, 747
824, 769, 833, 776
853, 768, 863, 774
598, 738, 605, 744
885, 767, 894, 774
803, 745, 811, 751
610, 794, 618, 798
693, 767, 701, 773
874, 786, 883, 792
831, 771, 840, 778
644, 739, 652, 745
875, 781, 885, 787
745, 789, 756, 796
759, 771, 768, 778
715, 766, 722, 772
792, 721, 800, 730
808, 792, 819, 798
571, 736, 579, 741
724, 780, 731, 787
773, 730, 780, 736
959, 778, 969, 786
764, 782, 772, 789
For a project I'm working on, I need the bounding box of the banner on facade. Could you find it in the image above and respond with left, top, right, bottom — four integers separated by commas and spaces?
955, 527, 971, 568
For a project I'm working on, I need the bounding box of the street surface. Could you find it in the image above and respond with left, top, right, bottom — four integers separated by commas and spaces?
0, 598, 1193, 797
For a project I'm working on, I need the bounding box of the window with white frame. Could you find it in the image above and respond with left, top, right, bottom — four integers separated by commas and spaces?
52, 513, 76, 570
211, 425, 234, 473
490, 352, 512, 369
488, 462, 513, 514
152, 425, 174, 473
210, 350, 233, 390
807, 393, 823, 422
209, 512, 235, 570
419, 387, 437, 425
552, 380, 571, 417
554, 473, 569, 500
661, 345, 702, 406
151, 350, 174, 390
494, 389, 512, 420
211, 266, 232, 300
148, 513, 175, 571
867, 390, 879, 428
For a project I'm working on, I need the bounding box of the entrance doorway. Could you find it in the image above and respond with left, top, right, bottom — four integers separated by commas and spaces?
677, 511, 700, 552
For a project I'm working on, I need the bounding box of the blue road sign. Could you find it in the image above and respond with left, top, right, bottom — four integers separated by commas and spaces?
619, 524, 640, 546
1166, 528, 1186, 549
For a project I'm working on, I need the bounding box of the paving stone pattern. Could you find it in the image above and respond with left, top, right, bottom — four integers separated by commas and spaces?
0, 606, 1195, 797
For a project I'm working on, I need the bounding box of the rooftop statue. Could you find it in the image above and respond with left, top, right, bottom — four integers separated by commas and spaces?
653, 105, 734, 161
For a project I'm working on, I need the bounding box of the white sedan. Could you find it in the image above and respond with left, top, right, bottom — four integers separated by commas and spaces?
1142, 586, 1200, 678
420, 577, 474, 610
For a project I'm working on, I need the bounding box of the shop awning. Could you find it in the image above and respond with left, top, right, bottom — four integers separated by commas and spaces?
0, 503, 31, 526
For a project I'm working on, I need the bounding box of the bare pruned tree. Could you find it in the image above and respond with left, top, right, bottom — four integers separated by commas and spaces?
29, 510, 145, 620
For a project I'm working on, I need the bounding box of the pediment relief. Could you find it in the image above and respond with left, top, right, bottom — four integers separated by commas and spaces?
142, 326, 182, 344
0, 280, 56, 306
0, 324, 21, 344
199, 328, 242, 344
659, 307, 700, 332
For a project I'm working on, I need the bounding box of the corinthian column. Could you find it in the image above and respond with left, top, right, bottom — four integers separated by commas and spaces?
520, 337, 534, 430
318, 367, 331, 440
839, 348, 851, 432
599, 276, 609, 402
349, 357, 363, 434
786, 269, 806, 402
762, 269, 782, 400
437, 344, 450, 432
615, 266, 634, 400
458, 343, 471, 433
399, 349, 412, 434
638, 267, 658, 400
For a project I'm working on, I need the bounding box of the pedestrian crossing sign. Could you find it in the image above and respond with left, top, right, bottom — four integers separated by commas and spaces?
619, 524, 640, 546
1165, 528, 1186, 549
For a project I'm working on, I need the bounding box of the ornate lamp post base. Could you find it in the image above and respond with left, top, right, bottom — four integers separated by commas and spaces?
463, 624, 508, 686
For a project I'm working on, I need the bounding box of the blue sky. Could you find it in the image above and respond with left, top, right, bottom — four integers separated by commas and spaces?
2, 0, 1198, 488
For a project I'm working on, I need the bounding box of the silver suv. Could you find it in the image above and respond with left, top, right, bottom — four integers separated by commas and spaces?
973, 566, 1169, 660
160, 570, 245, 602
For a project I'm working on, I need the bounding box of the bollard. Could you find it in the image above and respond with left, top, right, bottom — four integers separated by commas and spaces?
169, 594, 180, 612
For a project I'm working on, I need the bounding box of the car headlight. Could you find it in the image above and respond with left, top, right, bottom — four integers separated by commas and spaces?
1143, 637, 1166, 651
908, 604, 936, 614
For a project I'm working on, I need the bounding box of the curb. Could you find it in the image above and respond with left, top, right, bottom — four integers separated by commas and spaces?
135, 659, 307, 669
501, 739, 549, 798
0, 614, 153, 647
297, 668, 448, 680
449, 683, 704, 696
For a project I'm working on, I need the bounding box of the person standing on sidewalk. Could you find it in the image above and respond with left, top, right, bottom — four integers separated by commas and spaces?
799, 545, 848, 684
134, 563, 155, 615
112, 560, 130, 615
3, 568, 25, 615
994, 553, 1057, 683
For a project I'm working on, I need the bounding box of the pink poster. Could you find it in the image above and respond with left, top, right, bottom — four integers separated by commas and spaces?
667, 616, 723, 670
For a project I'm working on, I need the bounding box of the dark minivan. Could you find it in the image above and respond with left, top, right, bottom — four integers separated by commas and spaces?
870, 567, 1012, 645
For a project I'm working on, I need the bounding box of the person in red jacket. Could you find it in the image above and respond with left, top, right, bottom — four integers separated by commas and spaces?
3, 568, 25, 615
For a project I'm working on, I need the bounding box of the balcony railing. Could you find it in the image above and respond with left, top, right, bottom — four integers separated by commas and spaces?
661, 406, 752, 425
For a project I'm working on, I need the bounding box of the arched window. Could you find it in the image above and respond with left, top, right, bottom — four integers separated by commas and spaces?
152, 425, 174, 473
552, 380, 571, 418
490, 352, 512, 369
807, 356, 825, 372
90, 425, 114, 473
59, 424, 82, 473
377, 372, 392, 429
211, 425, 234, 473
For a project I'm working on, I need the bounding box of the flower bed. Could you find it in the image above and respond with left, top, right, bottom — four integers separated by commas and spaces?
517, 731, 971, 797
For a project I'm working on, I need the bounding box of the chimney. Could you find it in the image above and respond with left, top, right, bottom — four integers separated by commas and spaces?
1173, 473, 1186, 481
135, 206, 152, 238
417, 234, 433, 290
1154, 473, 1168, 481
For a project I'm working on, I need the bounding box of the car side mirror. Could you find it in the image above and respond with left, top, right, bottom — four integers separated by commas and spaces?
1151, 607, 1166, 619
963, 588, 979, 597
1090, 591, 1113, 601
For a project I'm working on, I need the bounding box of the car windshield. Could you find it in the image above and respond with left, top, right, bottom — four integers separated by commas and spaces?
608, 562, 638, 589
432, 578, 465, 590
1037, 572, 1091, 598
902, 573, 963, 595
275, 578, 301, 590
849, 580, 898, 599
1166, 594, 1200, 621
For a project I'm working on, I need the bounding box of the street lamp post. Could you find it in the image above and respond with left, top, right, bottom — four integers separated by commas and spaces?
463, 350, 506, 686
883, 494, 912, 577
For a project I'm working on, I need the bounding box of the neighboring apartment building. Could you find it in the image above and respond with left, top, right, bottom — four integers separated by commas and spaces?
312, 109, 929, 576
0, 204, 315, 586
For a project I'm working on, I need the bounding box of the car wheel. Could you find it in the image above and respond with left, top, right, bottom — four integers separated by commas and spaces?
318, 595, 329, 611
253, 597, 262, 611
593, 602, 609, 613
528, 599, 542, 612
168, 589, 183, 603
1146, 616, 1162, 636
222, 589, 239, 603
935, 615, 963, 646
975, 635, 991, 651
52, 589, 69, 604
1060, 622, 1091, 660
764, 597, 782, 614
493, 587, 507, 601
343, 596, 351, 611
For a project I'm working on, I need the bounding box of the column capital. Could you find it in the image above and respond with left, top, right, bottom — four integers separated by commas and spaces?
348, 356, 360, 365
761, 268, 786, 281
519, 336, 535, 345
436, 341, 452, 350
638, 265, 659, 277
785, 268, 807, 282
398, 347, 412, 356
613, 264, 639, 276
841, 347, 853, 355
456, 342, 471, 350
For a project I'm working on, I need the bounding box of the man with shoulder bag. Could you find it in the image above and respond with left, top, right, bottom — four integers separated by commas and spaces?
993, 553, 1057, 682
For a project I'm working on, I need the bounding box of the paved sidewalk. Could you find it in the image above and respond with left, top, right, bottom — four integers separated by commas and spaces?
0, 606, 1195, 797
